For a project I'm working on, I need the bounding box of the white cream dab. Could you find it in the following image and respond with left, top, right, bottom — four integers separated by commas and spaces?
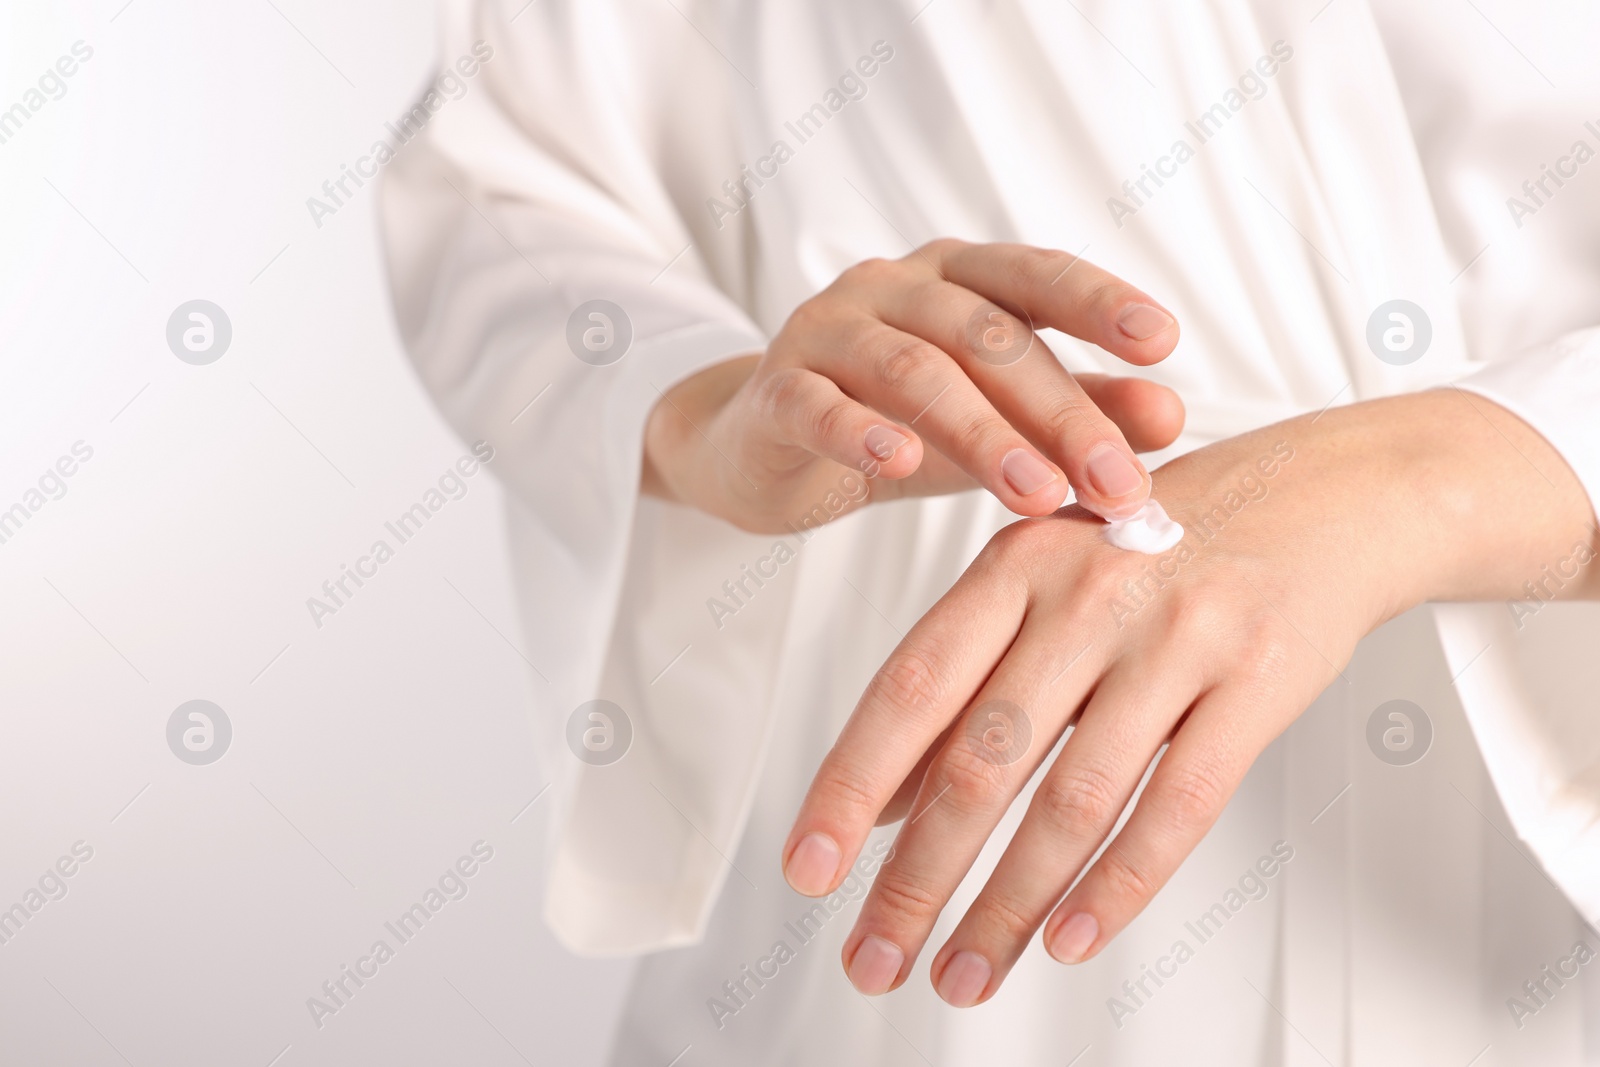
1103, 500, 1184, 554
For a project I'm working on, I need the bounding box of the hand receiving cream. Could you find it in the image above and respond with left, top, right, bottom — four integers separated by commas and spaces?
1103, 500, 1184, 553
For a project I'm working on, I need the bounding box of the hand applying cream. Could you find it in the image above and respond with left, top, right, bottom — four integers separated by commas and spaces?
1077, 442, 1180, 553
1103, 500, 1184, 553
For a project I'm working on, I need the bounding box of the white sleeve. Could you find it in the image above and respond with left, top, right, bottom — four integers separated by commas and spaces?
1374, 3, 1600, 923
379, 0, 783, 951
381, 0, 767, 507
1455, 329, 1600, 518
1440, 332, 1600, 927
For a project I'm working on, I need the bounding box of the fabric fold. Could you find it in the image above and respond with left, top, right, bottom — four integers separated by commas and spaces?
1435, 326, 1600, 927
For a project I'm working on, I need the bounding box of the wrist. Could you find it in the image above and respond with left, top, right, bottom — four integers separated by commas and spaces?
1253, 389, 1597, 616
641, 354, 761, 504
1398, 388, 1599, 604
1147, 392, 1516, 634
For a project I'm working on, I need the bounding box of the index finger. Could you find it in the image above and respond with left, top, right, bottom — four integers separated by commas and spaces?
870, 271, 1166, 519
927, 240, 1181, 367
780, 550, 1029, 896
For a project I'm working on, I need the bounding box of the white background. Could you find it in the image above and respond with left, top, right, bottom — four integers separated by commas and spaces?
0, 2, 630, 1063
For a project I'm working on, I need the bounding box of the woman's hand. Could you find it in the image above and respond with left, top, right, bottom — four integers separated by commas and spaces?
780, 388, 1599, 1006
642, 240, 1184, 534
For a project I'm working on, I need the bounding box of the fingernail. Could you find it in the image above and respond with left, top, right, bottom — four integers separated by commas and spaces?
784, 832, 841, 896
1001, 448, 1056, 496
865, 424, 909, 461
848, 936, 904, 996
1048, 912, 1099, 964
1086, 443, 1145, 499
936, 950, 992, 1007
1117, 303, 1175, 341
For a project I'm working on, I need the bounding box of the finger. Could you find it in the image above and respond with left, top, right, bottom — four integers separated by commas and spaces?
927, 660, 1199, 1006
926, 240, 1180, 367
1075, 374, 1185, 454
842, 621, 1104, 997
873, 278, 1158, 518
876, 720, 956, 827
1042, 684, 1260, 965
761, 367, 924, 479
864, 445, 977, 503
808, 317, 1070, 516
781, 547, 1030, 901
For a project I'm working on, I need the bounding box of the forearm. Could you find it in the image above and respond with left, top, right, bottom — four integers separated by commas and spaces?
1155, 388, 1600, 626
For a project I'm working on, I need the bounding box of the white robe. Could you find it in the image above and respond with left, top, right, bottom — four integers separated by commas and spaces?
379, 1, 1600, 1062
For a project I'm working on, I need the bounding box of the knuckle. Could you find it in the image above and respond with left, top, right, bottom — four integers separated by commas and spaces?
934, 742, 1012, 809
809, 395, 853, 446
1035, 763, 1123, 833
988, 517, 1036, 552
1164, 591, 1231, 642
1081, 558, 1134, 604
1158, 760, 1230, 827
872, 336, 941, 393
1034, 392, 1100, 444
917, 237, 966, 263
1233, 615, 1297, 688
811, 763, 883, 822
842, 256, 899, 290
945, 410, 1008, 460
1094, 843, 1159, 903
784, 293, 831, 335
979, 520, 1036, 573
1062, 278, 1131, 322
981, 518, 1054, 575
974, 891, 1039, 944
871, 870, 944, 925
867, 651, 949, 724
757, 368, 808, 420
922, 399, 1013, 474
1009, 245, 1067, 288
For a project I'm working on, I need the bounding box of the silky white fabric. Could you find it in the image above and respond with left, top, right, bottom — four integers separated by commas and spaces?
379, 0, 1600, 1062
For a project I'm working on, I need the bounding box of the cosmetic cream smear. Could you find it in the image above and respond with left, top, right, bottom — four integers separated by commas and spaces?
1103, 500, 1184, 554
